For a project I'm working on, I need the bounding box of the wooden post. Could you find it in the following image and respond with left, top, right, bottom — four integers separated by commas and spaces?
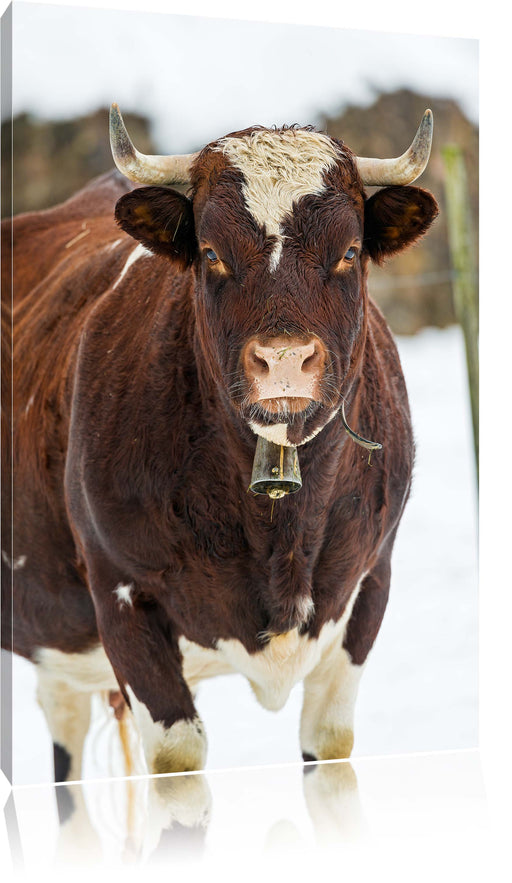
442, 145, 479, 485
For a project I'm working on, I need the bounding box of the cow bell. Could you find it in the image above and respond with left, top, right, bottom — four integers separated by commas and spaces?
249, 437, 302, 499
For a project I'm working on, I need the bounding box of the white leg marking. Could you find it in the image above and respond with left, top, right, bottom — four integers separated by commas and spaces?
300, 646, 364, 761
126, 687, 207, 774
300, 575, 367, 761
114, 582, 134, 608
36, 669, 92, 781
112, 243, 153, 290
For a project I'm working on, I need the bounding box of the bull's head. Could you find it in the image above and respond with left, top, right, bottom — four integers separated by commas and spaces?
111, 105, 438, 452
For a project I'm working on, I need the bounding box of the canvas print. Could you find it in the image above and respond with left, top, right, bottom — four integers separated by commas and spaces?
1, 2, 478, 793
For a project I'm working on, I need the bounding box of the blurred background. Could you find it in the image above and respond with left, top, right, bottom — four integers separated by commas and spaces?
3, 3, 478, 336
2, 2, 479, 785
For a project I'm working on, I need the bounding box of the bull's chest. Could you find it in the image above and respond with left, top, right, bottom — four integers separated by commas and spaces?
150, 480, 375, 650
178, 573, 362, 711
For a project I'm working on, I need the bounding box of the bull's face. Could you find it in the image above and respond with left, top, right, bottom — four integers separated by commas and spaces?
114, 117, 438, 447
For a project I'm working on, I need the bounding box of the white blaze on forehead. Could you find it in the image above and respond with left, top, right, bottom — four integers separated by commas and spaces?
215, 129, 340, 272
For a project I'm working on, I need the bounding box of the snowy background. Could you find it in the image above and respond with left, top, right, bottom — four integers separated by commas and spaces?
4, 1, 478, 785
8, 2, 478, 151
5, 3, 506, 880
10, 326, 479, 784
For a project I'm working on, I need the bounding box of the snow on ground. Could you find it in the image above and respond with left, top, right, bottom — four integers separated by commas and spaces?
7, 325, 478, 785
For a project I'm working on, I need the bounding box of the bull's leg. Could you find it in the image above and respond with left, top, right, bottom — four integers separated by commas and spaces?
36, 670, 92, 783
126, 684, 207, 776
300, 556, 391, 763
87, 558, 207, 776
300, 638, 364, 762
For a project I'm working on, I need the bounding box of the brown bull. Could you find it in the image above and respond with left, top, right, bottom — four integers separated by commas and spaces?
1, 106, 438, 781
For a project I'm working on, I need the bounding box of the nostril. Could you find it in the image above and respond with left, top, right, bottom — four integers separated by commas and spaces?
253, 352, 269, 375
301, 346, 321, 374
246, 344, 269, 378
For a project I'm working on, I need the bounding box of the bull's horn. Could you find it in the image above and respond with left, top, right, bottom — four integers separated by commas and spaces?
109, 103, 197, 185
355, 110, 433, 186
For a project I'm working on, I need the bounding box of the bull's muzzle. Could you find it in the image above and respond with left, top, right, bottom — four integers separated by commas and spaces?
243, 336, 326, 409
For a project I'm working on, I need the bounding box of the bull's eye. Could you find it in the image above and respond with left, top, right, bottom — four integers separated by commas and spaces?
206, 249, 218, 263
332, 244, 359, 273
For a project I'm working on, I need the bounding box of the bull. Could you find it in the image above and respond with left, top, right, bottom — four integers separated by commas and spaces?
1, 105, 438, 781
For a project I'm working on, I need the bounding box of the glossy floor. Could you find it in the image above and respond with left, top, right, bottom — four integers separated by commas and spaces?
3, 750, 491, 881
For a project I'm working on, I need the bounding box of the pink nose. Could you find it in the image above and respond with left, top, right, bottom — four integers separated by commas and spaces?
243, 336, 326, 402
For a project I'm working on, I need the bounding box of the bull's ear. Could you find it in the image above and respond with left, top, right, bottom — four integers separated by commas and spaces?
115, 186, 197, 267
363, 185, 439, 265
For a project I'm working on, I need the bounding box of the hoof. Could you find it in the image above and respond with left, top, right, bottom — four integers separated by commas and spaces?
53, 742, 71, 782
302, 751, 318, 773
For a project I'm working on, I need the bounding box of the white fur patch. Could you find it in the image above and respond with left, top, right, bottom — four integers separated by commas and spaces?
126, 687, 207, 774
180, 575, 365, 712
114, 582, 134, 608
249, 406, 339, 447
216, 129, 340, 272
249, 420, 291, 447
1, 551, 27, 570
112, 243, 153, 290
179, 638, 235, 689
35, 645, 118, 692
295, 594, 316, 624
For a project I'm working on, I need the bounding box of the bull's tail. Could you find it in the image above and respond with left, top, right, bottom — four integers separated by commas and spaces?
108, 689, 134, 777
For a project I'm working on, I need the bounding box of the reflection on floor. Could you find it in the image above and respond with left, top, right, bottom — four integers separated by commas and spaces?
5, 749, 487, 876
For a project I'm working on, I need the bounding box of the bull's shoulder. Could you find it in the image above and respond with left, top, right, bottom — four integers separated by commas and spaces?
8, 172, 136, 305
